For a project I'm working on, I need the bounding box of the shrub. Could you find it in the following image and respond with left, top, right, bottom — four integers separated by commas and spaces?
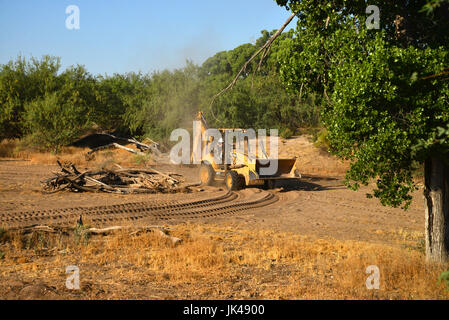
279, 127, 294, 139
438, 270, 449, 291
314, 128, 330, 151
134, 153, 151, 166
24, 91, 92, 152
0, 139, 18, 157
74, 222, 90, 246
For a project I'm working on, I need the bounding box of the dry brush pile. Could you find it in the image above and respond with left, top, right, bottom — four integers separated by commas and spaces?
41, 161, 187, 194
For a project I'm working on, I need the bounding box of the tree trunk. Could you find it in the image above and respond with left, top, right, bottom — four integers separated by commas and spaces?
424, 156, 449, 263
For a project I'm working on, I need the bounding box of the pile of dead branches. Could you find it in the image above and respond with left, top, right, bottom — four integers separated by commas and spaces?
85, 134, 161, 158
42, 161, 185, 194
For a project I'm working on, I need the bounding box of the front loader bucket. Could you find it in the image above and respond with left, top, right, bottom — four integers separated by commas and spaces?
255, 158, 297, 178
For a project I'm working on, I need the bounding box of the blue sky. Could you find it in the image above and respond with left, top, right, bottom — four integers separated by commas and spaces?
0, 0, 292, 76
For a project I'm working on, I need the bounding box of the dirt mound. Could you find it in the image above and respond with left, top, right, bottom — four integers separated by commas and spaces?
278, 135, 349, 176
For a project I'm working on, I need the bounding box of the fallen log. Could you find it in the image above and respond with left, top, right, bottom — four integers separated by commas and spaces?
84, 176, 115, 191
16, 224, 181, 245
86, 225, 181, 245
85, 134, 161, 157
87, 143, 145, 155
103, 133, 160, 151
145, 167, 179, 183
153, 228, 183, 246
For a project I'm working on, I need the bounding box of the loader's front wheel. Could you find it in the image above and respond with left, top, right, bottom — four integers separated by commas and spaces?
200, 163, 215, 186
263, 179, 276, 190
225, 171, 244, 191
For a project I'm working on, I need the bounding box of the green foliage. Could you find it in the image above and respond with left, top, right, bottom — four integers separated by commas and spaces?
402, 238, 426, 254
0, 30, 323, 151
119, 30, 322, 142
421, 0, 449, 13
276, 0, 449, 209
0, 55, 61, 139
23, 65, 96, 152
280, 127, 294, 139
123, 62, 201, 141
74, 222, 90, 246
313, 128, 330, 151
200, 30, 321, 131
134, 153, 151, 166
94, 73, 135, 132
24, 92, 90, 152
438, 270, 449, 291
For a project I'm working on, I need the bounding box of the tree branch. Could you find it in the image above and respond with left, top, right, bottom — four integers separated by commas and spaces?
210, 12, 296, 108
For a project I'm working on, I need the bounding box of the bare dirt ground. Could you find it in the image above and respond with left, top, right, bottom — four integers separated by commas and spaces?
0, 136, 425, 243
0, 136, 445, 300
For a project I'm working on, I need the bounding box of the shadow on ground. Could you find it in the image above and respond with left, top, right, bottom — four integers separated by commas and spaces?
275, 176, 345, 192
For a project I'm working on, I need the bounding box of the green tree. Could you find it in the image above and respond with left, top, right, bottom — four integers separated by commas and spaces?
0, 55, 61, 138
0, 35, 323, 151
95, 73, 135, 132
24, 65, 96, 152
200, 29, 320, 131
276, 0, 449, 262
123, 62, 201, 141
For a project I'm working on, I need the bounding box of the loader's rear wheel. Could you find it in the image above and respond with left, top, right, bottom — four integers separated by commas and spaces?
225, 171, 244, 191
200, 163, 215, 186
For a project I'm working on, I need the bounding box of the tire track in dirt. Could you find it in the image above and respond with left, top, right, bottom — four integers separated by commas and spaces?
0, 189, 279, 229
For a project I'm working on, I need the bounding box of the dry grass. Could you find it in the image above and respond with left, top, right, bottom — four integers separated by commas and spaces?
0, 139, 22, 158
27, 146, 148, 167
0, 139, 152, 167
0, 224, 447, 300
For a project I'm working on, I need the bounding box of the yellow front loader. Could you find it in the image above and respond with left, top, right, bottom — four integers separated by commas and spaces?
194, 112, 300, 191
